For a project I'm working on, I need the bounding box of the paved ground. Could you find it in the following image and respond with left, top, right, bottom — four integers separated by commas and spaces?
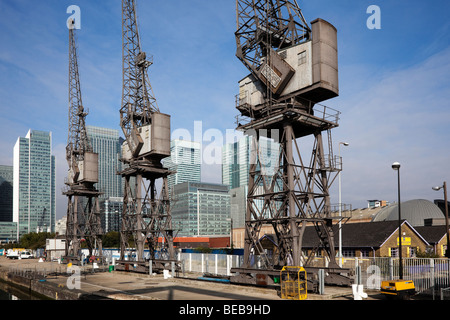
0, 256, 383, 301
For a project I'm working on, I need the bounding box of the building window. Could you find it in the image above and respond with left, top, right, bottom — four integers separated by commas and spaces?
390, 247, 399, 257
360, 249, 371, 258
298, 51, 307, 65
343, 249, 355, 257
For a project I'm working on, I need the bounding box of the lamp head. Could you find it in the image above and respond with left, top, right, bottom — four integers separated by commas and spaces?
432, 186, 442, 191
392, 162, 400, 170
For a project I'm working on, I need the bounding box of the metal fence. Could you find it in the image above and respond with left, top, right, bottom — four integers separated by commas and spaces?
441, 287, 450, 300
353, 257, 450, 294
177, 253, 450, 297
178, 252, 243, 276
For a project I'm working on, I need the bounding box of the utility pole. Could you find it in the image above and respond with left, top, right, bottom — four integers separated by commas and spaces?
392, 162, 402, 279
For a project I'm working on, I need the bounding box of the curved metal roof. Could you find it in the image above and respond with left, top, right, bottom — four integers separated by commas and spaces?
371, 199, 444, 226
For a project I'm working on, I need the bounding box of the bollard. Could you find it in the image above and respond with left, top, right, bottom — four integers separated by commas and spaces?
149, 260, 153, 276
189, 253, 192, 272
356, 266, 362, 285
318, 269, 325, 295
182, 260, 185, 277
171, 261, 175, 278
389, 258, 394, 279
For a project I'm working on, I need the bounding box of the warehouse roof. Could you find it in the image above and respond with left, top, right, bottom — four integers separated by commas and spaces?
371, 199, 444, 227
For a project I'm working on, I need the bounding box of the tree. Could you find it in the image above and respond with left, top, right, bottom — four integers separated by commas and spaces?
102, 231, 120, 248
19, 232, 55, 251
416, 248, 440, 258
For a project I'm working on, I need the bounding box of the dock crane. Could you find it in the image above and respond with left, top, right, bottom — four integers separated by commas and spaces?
63, 18, 103, 264
116, 0, 176, 273
230, 0, 352, 289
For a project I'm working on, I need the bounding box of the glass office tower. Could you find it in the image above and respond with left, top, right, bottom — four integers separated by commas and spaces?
163, 139, 201, 194
222, 135, 280, 229
0, 165, 13, 222
222, 135, 252, 189
222, 135, 280, 189
86, 126, 123, 200
13, 130, 55, 238
86, 126, 123, 233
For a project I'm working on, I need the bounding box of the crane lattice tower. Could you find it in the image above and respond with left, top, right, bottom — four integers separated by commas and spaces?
230, 0, 351, 286
64, 18, 103, 264
116, 0, 176, 273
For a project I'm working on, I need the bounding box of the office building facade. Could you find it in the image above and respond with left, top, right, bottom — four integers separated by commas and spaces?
103, 197, 123, 233
222, 135, 280, 189
86, 126, 124, 233
13, 130, 55, 238
0, 165, 13, 222
0, 222, 17, 243
222, 135, 251, 189
86, 126, 123, 200
222, 135, 280, 228
163, 139, 201, 194
172, 182, 230, 237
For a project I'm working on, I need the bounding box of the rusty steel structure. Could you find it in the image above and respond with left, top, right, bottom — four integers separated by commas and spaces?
230, 0, 352, 287
116, 0, 176, 273
63, 18, 103, 264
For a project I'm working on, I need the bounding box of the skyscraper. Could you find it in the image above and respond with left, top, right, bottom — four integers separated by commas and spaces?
86, 126, 123, 200
222, 135, 251, 189
0, 165, 17, 241
163, 139, 201, 194
0, 165, 13, 222
13, 130, 55, 238
86, 126, 124, 233
222, 135, 280, 189
222, 135, 280, 229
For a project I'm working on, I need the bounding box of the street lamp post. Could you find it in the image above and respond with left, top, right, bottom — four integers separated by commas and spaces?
392, 162, 403, 280
432, 182, 450, 258
338, 142, 349, 267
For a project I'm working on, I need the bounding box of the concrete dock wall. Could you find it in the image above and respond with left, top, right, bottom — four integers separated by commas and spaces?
0, 266, 81, 300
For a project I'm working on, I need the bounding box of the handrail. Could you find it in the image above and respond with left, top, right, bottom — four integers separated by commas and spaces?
235, 93, 341, 127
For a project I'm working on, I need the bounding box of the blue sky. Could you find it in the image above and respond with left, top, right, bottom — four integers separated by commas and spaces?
0, 0, 449, 219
